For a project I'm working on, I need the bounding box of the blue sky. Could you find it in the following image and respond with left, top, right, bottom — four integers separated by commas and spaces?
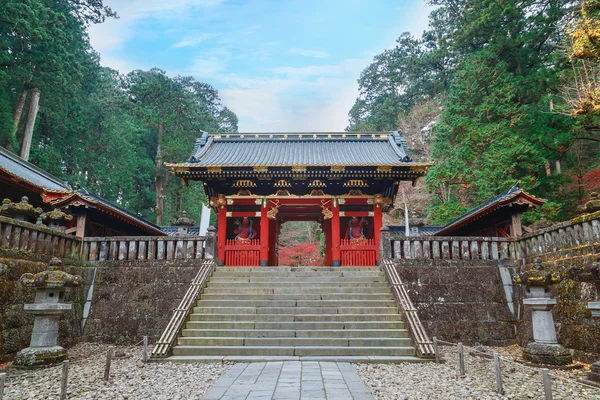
89, 0, 432, 132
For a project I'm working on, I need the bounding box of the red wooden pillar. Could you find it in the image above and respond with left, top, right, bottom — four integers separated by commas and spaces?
268, 219, 277, 266
324, 219, 332, 266
331, 200, 341, 266
217, 203, 227, 265
374, 202, 383, 263
260, 201, 269, 266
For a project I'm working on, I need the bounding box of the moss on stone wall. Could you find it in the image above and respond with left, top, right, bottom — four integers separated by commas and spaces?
392, 259, 517, 346
0, 252, 86, 362
515, 258, 600, 360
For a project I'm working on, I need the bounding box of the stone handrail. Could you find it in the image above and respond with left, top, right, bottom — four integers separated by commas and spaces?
515, 210, 600, 262
386, 234, 515, 260
381, 259, 434, 358
0, 215, 80, 258
82, 236, 209, 262
151, 259, 215, 358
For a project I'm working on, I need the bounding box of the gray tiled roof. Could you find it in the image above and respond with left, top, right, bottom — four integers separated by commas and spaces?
388, 226, 443, 235
0, 147, 71, 193
187, 132, 413, 167
434, 182, 545, 236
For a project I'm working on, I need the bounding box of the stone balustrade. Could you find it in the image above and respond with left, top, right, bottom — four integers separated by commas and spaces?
0, 215, 80, 258
81, 236, 210, 262
387, 235, 515, 260
515, 210, 600, 263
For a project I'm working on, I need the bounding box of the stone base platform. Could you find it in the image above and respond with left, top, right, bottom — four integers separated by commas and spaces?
15, 345, 68, 367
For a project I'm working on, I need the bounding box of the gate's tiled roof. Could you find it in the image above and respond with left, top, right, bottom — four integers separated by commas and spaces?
180, 131, 418, 167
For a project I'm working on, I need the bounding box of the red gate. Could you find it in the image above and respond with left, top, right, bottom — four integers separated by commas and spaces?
340, 238, 377, 266
224, 239, 260, 266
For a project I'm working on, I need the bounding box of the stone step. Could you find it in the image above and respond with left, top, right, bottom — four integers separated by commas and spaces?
195, 299, 396, 308
171, 345, 415, 357
177, 337, 412, 347
206, 282, 389, 288
163, 355, 427, 363
180, 329, 409, 338
213, 270, 384, 277
188, 313, 402, 322
185, 321, 405, 330
215, 267, 379, 273
201, 287, 389, 295
192, 306, 398, 315
198, 293, 393, 301
208, 276, 387, 283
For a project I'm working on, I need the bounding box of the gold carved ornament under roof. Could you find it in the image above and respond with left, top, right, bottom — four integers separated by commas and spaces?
373, 194, 393, 207
308, 180, 326, 188
209, 194, 227, 208
343, 180, 368, 188
233, 180, 257, 188
274, 179, 292, 188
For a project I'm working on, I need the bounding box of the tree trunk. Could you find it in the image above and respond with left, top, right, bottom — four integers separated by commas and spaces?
20, 87, 40, 161
544, 160, 551, 176
555, 159, 562, 174
13, 89, 28, 127
155, 122, 165, 225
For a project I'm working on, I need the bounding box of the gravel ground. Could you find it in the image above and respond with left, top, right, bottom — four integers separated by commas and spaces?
2, 343, 232, 400
356, 345, 600, 400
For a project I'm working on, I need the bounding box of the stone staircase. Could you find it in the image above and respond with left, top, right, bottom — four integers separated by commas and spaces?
167, 266, 424, 363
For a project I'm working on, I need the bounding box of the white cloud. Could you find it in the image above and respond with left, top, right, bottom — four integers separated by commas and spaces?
89, 0, 225, 71
173, 33, 219, 48
186, 56, 228, 79
214, 57, 369, 132
289, 48, 329, 59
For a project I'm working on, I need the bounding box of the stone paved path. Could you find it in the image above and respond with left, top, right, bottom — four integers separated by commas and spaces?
201, 361, 374, 400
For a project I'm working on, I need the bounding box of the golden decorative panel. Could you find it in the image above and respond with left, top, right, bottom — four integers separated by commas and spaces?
274, 179, 292, 188
343, 180, 369, 188
233, 180, 257, 188
308, 180, 327, 188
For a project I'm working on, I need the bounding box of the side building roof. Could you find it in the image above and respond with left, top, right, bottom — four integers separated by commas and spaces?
0, 146, 71, 199
51, 188, 165, 236
434, 183, 545, 236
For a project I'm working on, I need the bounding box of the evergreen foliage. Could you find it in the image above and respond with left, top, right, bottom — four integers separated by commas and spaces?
349, 0, 600, 224
0, 0, 238, 224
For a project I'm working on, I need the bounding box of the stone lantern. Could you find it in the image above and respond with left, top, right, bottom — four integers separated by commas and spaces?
581, 192, 600, 214
513, 259, 572, 365
15, 257, 82, 367
170, 211, 196, 235
0, 196, 42, 222
568, 263, 600, 382
40, 208, 73, 231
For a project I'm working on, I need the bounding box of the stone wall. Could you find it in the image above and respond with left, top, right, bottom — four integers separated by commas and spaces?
0, 249, 203, 361
390, 258, 517, 346
82, 259, 200, 344
0, 249, 85, 362
514, 258, 600, 363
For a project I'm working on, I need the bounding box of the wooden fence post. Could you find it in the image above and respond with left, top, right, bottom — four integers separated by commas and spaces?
60, 361, 69, 400
494, 353, 503, 394
0, 372, 5, 400
433, 337, 440, 363
542, 369, 553, 400
104, 349, 112, 381
143, 335, 148, 363
457, 342, 465, 377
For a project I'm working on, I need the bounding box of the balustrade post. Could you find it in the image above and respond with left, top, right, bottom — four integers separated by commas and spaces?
379, 226, 392, 261
205, 226, 217, 260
